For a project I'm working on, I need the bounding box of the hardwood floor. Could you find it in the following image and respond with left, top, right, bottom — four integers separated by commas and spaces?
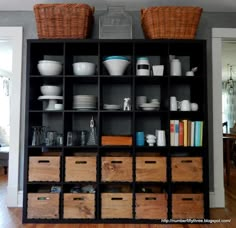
0, 167, 236, 228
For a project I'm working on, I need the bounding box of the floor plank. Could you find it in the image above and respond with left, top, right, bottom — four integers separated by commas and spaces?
0, 166, 236, 228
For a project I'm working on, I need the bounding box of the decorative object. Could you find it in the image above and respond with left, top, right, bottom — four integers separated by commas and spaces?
141, 6, 202, 39
123, 98, 131, 111
99, 6, 132, 39
87, 116, 97, 145
34, 4, 94, 39
225, 64, 235, 95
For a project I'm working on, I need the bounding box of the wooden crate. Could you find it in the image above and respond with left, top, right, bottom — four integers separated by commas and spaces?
101, 193, 132, 219
27, 193, 59, 219
63, 193, 95, 219
136, 193, 167, 219
136, 157, 166, 182
172, 194, 204, 219
101, 157, 132, 182
65, 156, 96, 182
101, 136, 132, 146
28, 156, 60, 182
172, 157, 203, 182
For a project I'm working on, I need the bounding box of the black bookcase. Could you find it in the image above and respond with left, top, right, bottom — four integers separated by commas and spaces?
23, 39, 209, 223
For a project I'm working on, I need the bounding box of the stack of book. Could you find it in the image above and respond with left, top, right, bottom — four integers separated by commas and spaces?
170, 120, 203, 147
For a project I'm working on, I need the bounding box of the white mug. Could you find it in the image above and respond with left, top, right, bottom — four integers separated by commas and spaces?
178, 100, 191, 111
191, 103, 199, 111
156, 130, 166, 146
170, 96, 178, 111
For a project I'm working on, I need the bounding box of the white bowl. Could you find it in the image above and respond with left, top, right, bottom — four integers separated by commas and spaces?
40, 85, 62, 96
103, 57, 130, 76
146, 134, 156, 140
37, 62, 62, 76
73, 62, 96, 76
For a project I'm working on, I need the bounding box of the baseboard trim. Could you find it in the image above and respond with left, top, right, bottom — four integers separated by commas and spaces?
17, 190, 23, 207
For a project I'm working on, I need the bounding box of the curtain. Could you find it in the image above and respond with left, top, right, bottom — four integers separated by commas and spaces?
222, 81, 236, 132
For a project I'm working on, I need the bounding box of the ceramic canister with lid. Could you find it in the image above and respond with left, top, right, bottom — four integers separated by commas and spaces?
136, 57, 150, 76
170, 59, 182, 76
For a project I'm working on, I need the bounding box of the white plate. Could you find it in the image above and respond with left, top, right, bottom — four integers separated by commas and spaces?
104, 104, 121, 110
38, 95, 63, 100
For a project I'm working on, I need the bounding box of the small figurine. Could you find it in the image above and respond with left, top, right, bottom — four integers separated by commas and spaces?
123, 97, 131, 111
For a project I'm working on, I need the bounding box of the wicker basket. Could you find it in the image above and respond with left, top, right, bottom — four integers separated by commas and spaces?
34, 4, 94, 39
141, 6, 202, 39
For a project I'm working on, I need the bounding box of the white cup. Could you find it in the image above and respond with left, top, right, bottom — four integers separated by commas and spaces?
156, 130, 166, 146
136, 96, 147, 109
170, 96, 178, 111
178, 100, 191, 111
152, 65, 164, 76
54, 103, 63, 110
191, 103, 199, 111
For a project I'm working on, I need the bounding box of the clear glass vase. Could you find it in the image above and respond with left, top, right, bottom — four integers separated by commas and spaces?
99, 6, 132, 39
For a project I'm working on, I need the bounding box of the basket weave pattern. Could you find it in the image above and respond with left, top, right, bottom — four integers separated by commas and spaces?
141, 6, 202, 39
34, 4, 94, 39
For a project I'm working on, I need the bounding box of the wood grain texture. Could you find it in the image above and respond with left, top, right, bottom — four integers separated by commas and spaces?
172, 194, 204, 219
101, 193, 132, 219
65, 156, 96, 182
136, 193, 167, 219
28, 156, 60, 182
1, 166, 236, 227
101, 157, 132, 182
101, 136, 132, 146
27, 193, 59, 219
172, 157, 203, 182
136, 157, 166, 182
63, 193, 95, 219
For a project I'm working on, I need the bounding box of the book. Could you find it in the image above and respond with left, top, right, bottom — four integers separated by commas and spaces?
183, 119, 188, 147
191, 121, 195, 146
194, 121, 201, 147
200, 121, 204, 146
174, 120, 179, 146
170, 120, 175, 146
179, 121, 184, 146
187, 120, 192, 146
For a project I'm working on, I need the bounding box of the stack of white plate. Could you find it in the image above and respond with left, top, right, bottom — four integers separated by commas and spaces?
103, 104, 121, 110
140, 102, 160, 111
73, 95, 97, 110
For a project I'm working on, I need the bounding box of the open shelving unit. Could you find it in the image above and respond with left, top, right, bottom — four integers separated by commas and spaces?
23, 39, 209, 223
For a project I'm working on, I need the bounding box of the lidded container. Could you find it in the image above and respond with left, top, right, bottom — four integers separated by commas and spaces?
99, 6, 132, 39
136, 57, 150, 76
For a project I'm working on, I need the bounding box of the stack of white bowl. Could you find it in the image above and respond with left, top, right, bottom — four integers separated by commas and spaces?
37, 60, 62, 76
73, 95, 97, 110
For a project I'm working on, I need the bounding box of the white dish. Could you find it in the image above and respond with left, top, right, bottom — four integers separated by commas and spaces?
104, 104, 121, 110
40, 85, 62, 96
103, 58, 130, 76
37, 61, 62, 76
73, 62, 96, 76
38, 96, 63, 100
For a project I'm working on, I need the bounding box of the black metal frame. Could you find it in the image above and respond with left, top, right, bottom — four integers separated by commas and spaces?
23, 39, 209, 223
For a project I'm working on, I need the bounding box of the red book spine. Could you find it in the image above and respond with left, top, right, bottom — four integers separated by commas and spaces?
179, 121, 184, 146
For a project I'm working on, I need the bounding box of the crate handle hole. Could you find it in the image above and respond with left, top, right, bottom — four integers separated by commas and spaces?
181, 160, 193, 163
75, 161, 87, 164
145, 161, 156, 164
73, 197, 84, 201
182, 198, 193, 201
38, 160, 50, 163
111, 197, 123, 200
37, 197, 49, 200
111, 161, 122, 163
145, 197, 156, 200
